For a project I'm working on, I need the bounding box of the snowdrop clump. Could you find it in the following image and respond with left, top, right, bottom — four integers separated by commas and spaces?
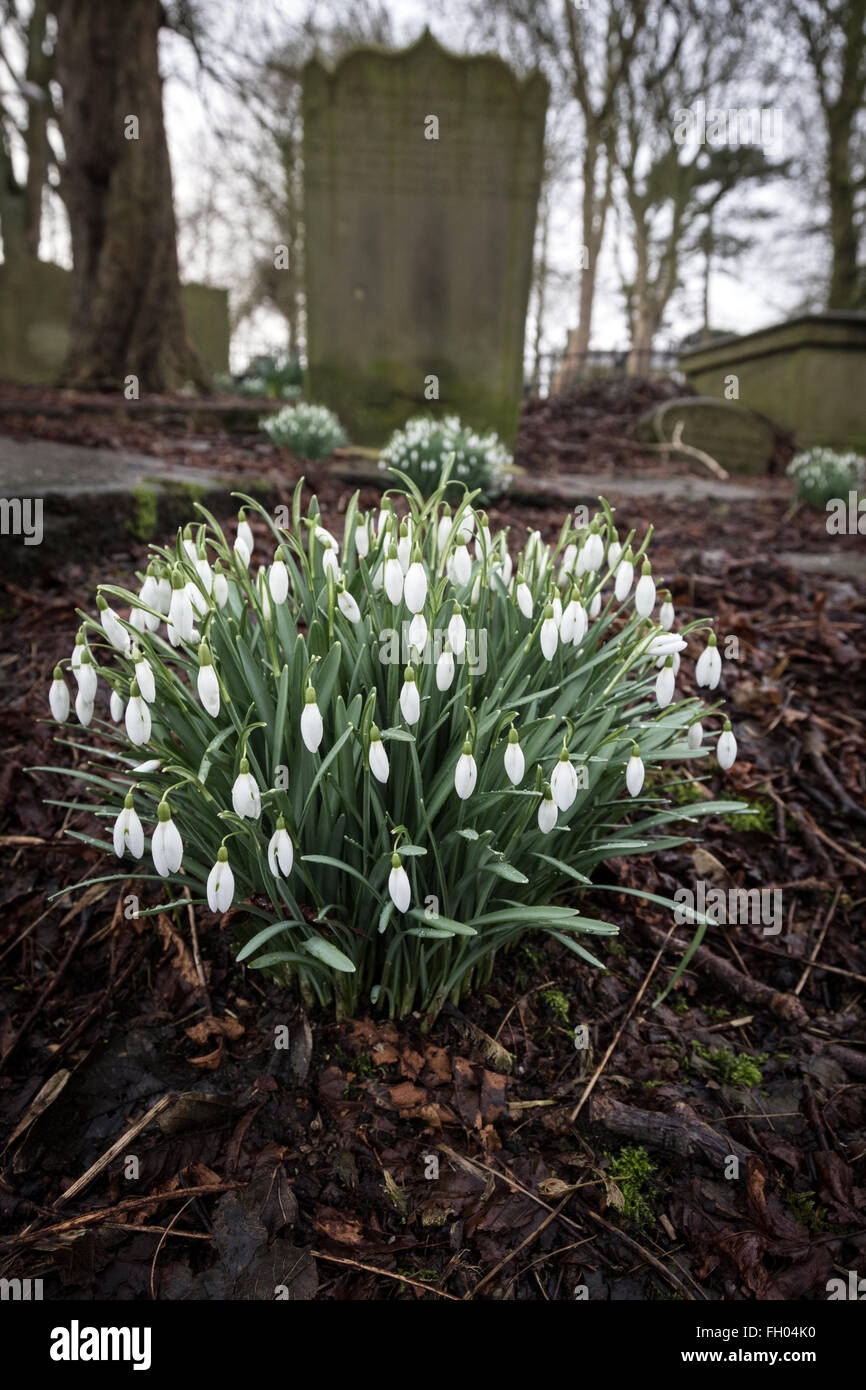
378, 415, 510, 502
786, 446, 865, 509
260, 401, 346, 461
46, 467, 742, 1019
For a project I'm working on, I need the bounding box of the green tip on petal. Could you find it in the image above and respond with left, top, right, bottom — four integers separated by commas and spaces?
664, 655, 674, 667
96, 595, 107, 610
631, 741, 640, 756
641, 559, 652, 575
391, 851, 402, 868
123, 791, 134, 809
543, 603, 554, 619
559, 746, 570, 762
129, 679, 140, 697
52, 665, 63, 680
240, 757, 249, 774
404, 665, 415, 682
461, 739, 472, 756
198, 643, 212, 665
171, 569, 184, 589
276, 814, 286, 830
508, 726, 519, 744
157, 800, 171, 822
304, 686, 317, 704
723, 718, 732, 732
708, 631, 718, 648
370, 724, 381, 741
217, 846, 229, 863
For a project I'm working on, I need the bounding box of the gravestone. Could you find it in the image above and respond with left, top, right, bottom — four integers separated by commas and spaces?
302, 29, 548, 446
636, 396, 778, 474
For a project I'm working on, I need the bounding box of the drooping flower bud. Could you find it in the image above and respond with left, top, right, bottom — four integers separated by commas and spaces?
97, 595, 131, 653
384, 544, 404, 604
436, 641, 455, 692
550, 745, 578, 811
717, 719, 737, 770
388, 851, 411, 912
337, 585, 361, 623
368, 725, 389, 784
125, 680, 152, 746
301, 685, 323, 751
540, 604, 558, 660
626, 746, 645, 797
400, 666, 420, 725
696, 632, 722, 690
455, 741, 477, 799
516, 576, 533, 619
634, 560, 656, 619
504, 726, 524, 786
659, 592, 675, 631
269, 556, 289, 605
615, 547, 634, 602
448, 605, 466, 656
197, 643, 220, 716
538, 786, 557, 833
49, 668, 70, 723
110, 689, 124, 723
655, 655, 675, 709
404, 559, 427, 614
687, 720, 703, 751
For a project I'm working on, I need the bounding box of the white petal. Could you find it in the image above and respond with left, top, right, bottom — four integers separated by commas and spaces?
388, 865, 411, 913
49, 679, 70, 722
626, 755, 645, 797
455, 753, 477, 799
369, 739, 389, 783
436, 650, 455, 691
197, 664, 220, 716
301, 702, 324, 752
504, 742, 524, 785
400, 682, 420, 724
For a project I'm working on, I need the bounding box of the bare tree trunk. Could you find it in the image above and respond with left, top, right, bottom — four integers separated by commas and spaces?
55, 0, 206, 392
573, 135, 612, 362
24, 0, 51, 256
827, 105, 860, 308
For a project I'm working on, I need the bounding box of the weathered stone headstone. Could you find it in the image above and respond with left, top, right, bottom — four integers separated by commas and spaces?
636, 396, 778, 474
302, 30, 548, 446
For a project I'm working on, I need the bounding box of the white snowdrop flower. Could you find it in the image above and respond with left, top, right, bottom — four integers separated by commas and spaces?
646, 633, 686, 658
437, 511, 452, 553
70, 632, 86, 670
195, 554, 214, 595
125, 682, 152, 745
231, 758, 261, 818
397, 531, 412, 574
558, 543, 578, 585
717, 720, 738, 770
49, 668, 69, 723
321, 547, 341, 583
134, 656, 156, 706
110, 689, 124, 723
130, 608, 147, 633
634, 562, 656, 619
607, 540, 623, 571
139, 572, 159, 612
659, 593, 675, 630
376, 506, 392, 539
155, 572, 172, 616
197, 644, 220, 716
388, 852, 411, 913
551, 748, 579, 811
187, 576, 208, 619
404, 560, 427, 613
133, 759, 161, 773
234, 533, 251, 568
696, 633, 722, 690
75, 652, 98, 704
236, 514, 254, 558
97, 596, 130, 653
182, 532, 197, 562
589, 590, 603, 618
500, 550, 513, 586
540, 604, 558, 660
575, 546, 588, 576
315, 524, 338, 552
268, 817, 294, 876
538, 788, 557, 833
454, 741, 477, 799
269, 557, 289, 604
337, 586, 361, 623
688, 720, 704, 750
368, 726, 389, 783
152, 800, 183, 877
447, 607, 466, 655
552, 594, 563, 627
452, 543, 471, 586
456, 511, 475, 542
354, 517, 370, 558
626, 748, 645, 797
168, 572, 194, 645
371, 560, 384, 591
581, 528, 604, 573
207, 847, 235, 914
408, 612, 428, 651
470, 573, 481, 605
504, 727, 524, 785
615, 550, 634, 601
400, 666, 420, 724
74, 689, 94, 726
212, 565, 229, 608
571, 600, 588, 646
436, 642, 455, 691
384, 546, 404, 604
301, 686, 324, 752
656, 657, 676, 709
113, 792, 144, 860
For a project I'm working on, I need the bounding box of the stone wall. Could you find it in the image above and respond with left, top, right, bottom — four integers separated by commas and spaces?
679, 313, 866, 452
0, 258, 230, 383
302, 29, 547, 446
